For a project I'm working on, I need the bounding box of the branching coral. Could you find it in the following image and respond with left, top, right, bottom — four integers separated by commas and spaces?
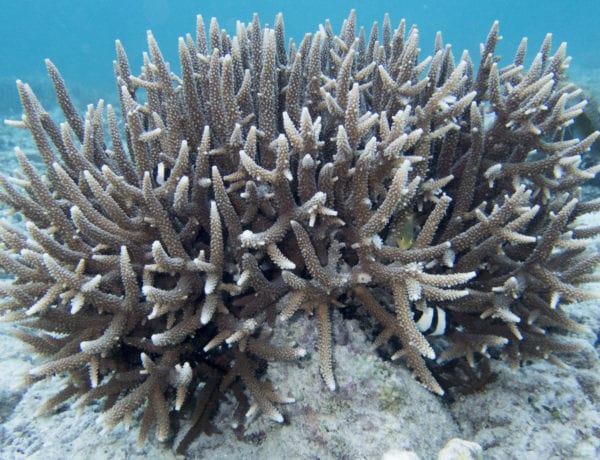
0, 10, 599, 453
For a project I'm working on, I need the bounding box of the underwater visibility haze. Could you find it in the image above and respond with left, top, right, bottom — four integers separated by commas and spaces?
2, 0, 600, 106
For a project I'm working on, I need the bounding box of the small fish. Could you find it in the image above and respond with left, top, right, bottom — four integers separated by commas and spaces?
395, 214, 415, 250
413, 306, 446, 336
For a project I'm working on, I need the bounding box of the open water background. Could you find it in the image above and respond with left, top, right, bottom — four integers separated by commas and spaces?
0, 0, 598, 112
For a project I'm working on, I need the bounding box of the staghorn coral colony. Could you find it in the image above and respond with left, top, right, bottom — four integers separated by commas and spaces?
1, 10, 599, 453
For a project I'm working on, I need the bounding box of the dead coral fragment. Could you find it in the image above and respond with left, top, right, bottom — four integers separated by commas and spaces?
0, 9, 598, 453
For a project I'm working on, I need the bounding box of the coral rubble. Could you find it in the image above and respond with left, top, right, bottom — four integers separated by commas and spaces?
0, 10, 598, 453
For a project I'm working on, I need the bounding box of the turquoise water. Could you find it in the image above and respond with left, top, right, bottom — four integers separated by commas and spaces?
1, 0, 599, 109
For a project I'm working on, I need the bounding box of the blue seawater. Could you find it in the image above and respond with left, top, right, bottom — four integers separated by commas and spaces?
0, 0, 598, 112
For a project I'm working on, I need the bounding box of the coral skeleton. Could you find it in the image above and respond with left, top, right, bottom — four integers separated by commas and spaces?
0, 10, 598, 453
